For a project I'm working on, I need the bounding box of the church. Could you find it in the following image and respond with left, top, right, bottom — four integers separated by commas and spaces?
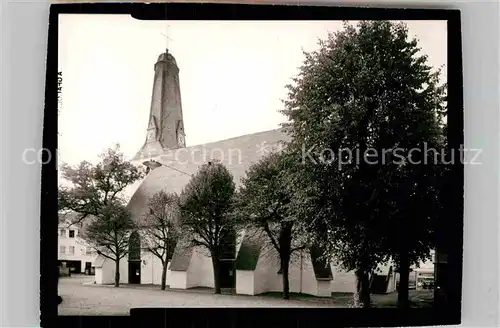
93, 48, 397, 297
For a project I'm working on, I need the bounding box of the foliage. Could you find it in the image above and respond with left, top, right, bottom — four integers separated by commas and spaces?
142, 191, 181, 290
82, 201, 135, 259
81, 201, 136, 287
142, 191, 180, 262
179, 161, 238, 294
281, 20, 446, 307
237, 151, 310, 299
58, 144, 145, 223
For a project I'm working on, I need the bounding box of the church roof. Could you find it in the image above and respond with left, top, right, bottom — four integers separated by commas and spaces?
169, 235, 194, 271
235, 229, 264, 271
310, 246, 334, 280
127, 128, 289, 224
93, 255, 106, 268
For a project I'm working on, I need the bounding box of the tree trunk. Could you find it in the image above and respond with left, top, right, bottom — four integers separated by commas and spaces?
114, 259, 120, 287
161, 260, 168, 290
281, 255, 291, 300
211, 256, 221, 294
397, 251, 411, 309
278, 222, 293, 300
354, 268, 371, 308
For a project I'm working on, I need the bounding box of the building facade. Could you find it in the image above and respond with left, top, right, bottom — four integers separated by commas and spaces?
58, 214, 98, 274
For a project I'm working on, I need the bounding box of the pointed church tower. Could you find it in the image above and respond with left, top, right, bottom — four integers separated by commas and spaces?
134, 49, 186, 160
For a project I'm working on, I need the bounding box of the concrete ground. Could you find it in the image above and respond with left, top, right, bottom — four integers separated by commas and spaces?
58, 275, 338, 315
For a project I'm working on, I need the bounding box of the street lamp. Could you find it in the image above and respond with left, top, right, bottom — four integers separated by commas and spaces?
143, 159, 162, 174
142, 159, 194, 178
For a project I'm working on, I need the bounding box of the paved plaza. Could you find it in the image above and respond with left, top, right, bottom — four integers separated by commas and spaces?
58, 275, 338, 315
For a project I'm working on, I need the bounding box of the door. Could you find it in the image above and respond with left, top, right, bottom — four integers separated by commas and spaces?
85, 262, 92, 275
219, 260, 235, 288
128, 261, 141, 284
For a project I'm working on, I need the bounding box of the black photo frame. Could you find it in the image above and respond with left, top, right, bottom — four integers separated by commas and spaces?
41, 3, 463, 327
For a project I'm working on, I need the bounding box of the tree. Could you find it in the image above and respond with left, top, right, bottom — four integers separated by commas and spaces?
281, 21, 446, 307
237, 152, 308, 299
81, 201, 136, 287
58, 144, 145, 223
142, 191, 181, 290
387, 149, 446, 308
179, 161, 237, 294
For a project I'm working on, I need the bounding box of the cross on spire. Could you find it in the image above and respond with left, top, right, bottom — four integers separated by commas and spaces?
160, 23, 173, 52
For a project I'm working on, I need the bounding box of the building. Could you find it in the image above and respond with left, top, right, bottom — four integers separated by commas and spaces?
94, 48, 397, 296
412, 250, 435, 290
58, 212, 98, 275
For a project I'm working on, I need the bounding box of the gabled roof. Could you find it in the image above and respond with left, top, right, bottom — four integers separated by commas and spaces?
93, 255, 106, 268
310, 246, 334, 280
169, 234, 194, 271
235, 228, 265, 271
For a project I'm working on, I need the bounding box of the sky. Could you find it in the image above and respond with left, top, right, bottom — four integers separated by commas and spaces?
58, 15, 447, 166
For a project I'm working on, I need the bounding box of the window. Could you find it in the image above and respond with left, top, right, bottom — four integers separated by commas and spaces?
60, 246, 65, 254
59, 229, 66, 238
69, 230, 75, 238
69, 246, 75, 254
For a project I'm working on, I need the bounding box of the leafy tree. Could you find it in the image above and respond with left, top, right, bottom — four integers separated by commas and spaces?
238, 152, 308, 299
142, 191, 181, 290
179, 161, 237, 294
281, 21, 446, 307
386, 147, 447, 308
58, 144, 145, 223
81, 201, 136, 287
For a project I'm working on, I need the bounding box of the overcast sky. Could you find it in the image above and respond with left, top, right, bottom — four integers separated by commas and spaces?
58, 15, 447, 166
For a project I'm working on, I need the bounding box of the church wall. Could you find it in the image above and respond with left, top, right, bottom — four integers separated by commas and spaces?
282, 251, 323, 296
326, 262, 399, 295
235, 229, 258, 295
249, 247, 327, 297
374, 262, 397, 294
330, 265, 356, 294
122, 176, 146, 203
235, 230, 245, 256
387, 271, 397, 293
169, 271, 188, 289
235, 271, 255, 295
121, 257, 129, 283
317, 280, 332, 297
140, 251, 165, 285
252, 247, 279, 294
250, 249, 271, 295
185, 249, 199, 288
94, 267, 105, 284
95, 257, 129, 285
294, 252, 320, 296
284, 251, 312, 295
186, 247, 214, 288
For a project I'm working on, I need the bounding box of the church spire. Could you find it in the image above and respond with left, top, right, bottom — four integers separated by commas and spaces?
133, 37, 186, 160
